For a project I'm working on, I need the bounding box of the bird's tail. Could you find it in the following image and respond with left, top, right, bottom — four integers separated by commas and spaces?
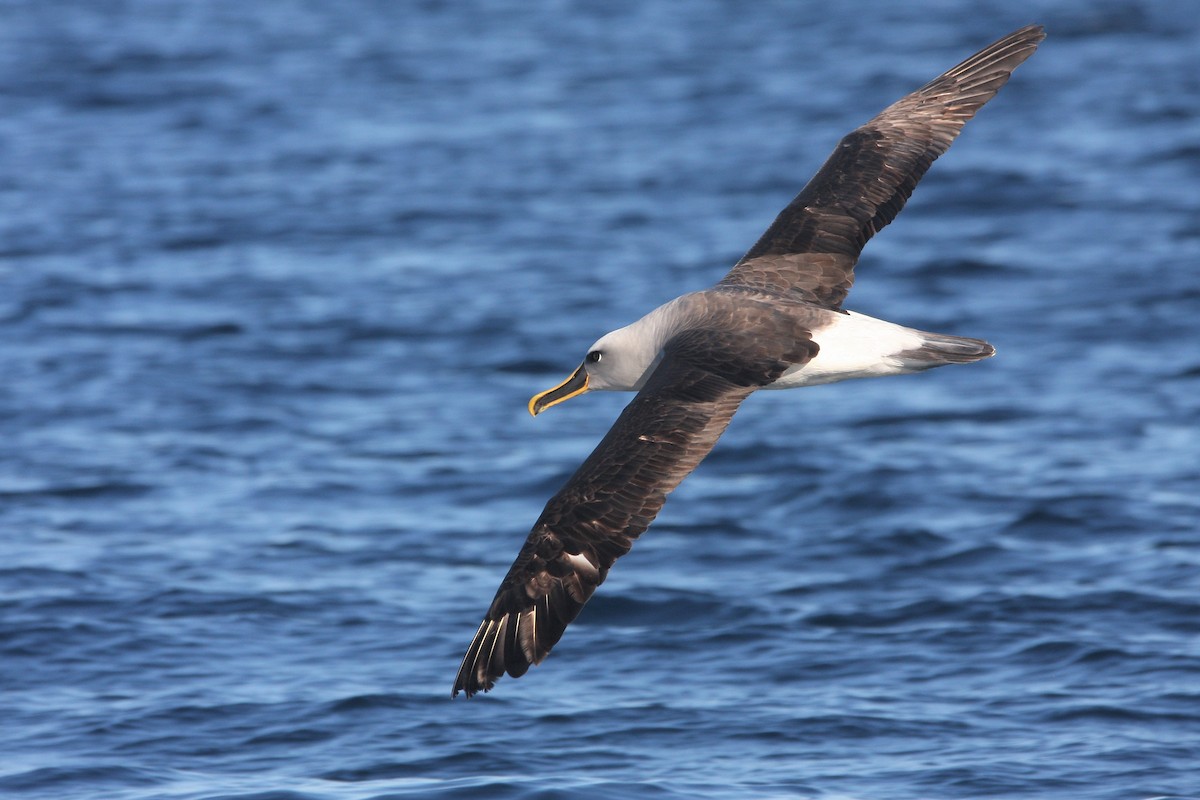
899, 330, 995, 367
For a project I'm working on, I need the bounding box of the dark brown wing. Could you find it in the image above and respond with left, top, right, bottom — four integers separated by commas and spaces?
720, 24, 1044, 309
453, 318, 817, 697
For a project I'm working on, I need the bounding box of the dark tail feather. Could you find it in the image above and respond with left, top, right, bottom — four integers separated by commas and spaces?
900, 331, 995, 367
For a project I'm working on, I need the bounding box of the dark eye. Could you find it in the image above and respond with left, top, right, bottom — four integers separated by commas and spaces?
586, 350, 602, 363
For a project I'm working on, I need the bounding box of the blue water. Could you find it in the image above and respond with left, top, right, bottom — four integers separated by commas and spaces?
2, 1, 1199, 798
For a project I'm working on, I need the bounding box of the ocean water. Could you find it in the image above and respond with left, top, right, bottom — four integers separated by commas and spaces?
2, 1, 1199, 798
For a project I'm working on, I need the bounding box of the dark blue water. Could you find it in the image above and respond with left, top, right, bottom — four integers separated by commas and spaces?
3, 2, 1199, 798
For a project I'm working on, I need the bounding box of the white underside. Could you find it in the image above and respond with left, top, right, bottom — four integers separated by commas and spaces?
767, 310, 926, 389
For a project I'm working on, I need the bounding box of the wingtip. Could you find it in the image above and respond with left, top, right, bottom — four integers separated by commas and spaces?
451, 672, 493, 699
994, 24, 1047, 61
450, 674, 478, 699
998, 23, 1046, 46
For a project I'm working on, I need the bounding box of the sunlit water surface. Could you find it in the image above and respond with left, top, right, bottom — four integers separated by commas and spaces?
2, 2, 1199, 799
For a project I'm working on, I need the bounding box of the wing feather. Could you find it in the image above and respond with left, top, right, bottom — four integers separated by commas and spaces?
721, 24, 1044, 308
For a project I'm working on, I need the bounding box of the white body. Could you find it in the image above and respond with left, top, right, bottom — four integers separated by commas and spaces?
770, 310, 926, 388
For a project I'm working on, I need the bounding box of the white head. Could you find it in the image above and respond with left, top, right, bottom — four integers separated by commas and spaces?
528, 324, 663, 416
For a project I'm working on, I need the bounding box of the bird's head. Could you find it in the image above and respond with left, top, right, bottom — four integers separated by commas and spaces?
528, 326, 658, 416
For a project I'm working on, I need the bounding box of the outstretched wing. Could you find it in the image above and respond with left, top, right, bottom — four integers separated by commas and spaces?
720, 24, 1044, 309
453, 321, 817, 697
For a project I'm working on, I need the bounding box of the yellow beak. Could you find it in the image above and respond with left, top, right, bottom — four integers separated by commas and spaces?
528, 363, 590, 416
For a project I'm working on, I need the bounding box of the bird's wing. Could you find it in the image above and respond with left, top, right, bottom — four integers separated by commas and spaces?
453, 319, 817, 697
720, 24, 1044, 309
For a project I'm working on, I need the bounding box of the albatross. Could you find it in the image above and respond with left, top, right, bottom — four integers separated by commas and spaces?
453, 24, 1044, 697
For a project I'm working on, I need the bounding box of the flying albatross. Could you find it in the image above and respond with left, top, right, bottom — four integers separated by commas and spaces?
453, 24, 1044, 697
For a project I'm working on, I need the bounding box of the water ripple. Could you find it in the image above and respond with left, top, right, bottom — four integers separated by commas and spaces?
2, 3, 1199, 800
